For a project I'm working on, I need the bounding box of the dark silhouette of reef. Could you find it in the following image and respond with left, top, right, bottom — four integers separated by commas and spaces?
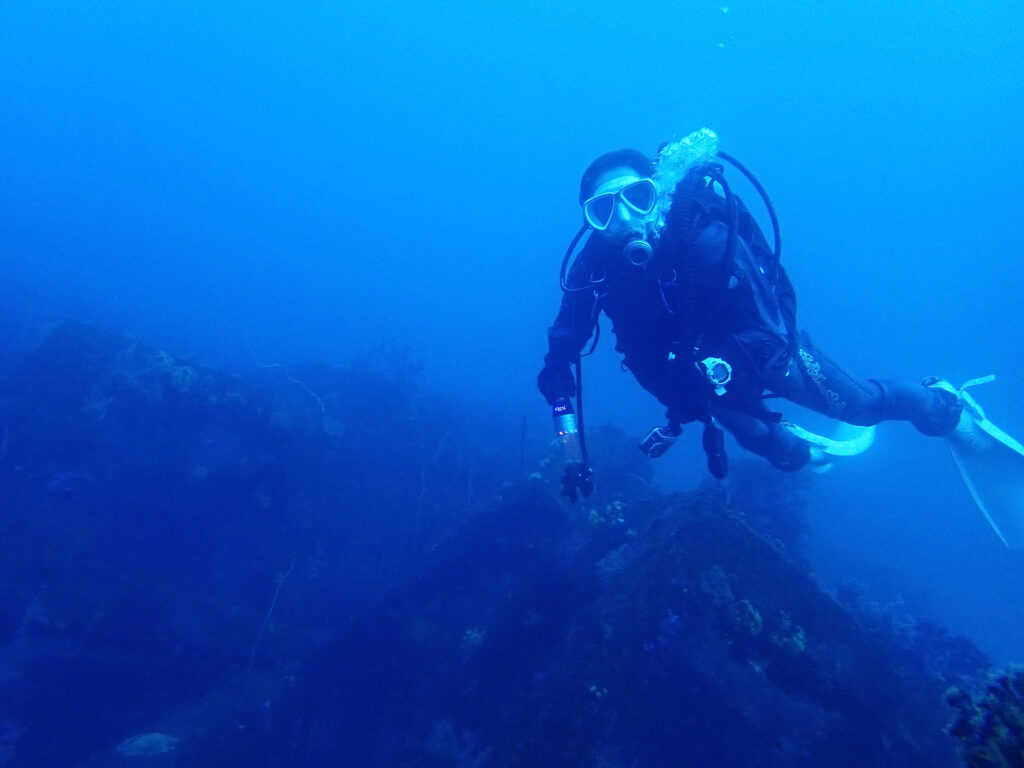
0, 322, 998, 767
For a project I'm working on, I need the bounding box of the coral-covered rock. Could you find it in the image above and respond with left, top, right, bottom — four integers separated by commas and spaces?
946, 665, 1024, 768
0, 323, 994, 767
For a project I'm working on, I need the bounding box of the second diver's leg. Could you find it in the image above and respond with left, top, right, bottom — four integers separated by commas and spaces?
712, 406, 812, 472
766, 333, 960, 435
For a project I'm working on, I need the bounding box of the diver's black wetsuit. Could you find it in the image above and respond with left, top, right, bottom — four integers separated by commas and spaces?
538, 181, 959, 471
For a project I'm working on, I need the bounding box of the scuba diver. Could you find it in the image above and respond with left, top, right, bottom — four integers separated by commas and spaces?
538, 128, 966, 501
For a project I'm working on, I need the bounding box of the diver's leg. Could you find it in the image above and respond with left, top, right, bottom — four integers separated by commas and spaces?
712, 407, 812, 472
766, 334, 960, 435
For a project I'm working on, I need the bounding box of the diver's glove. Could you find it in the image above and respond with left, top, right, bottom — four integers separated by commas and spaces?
538, 362, 576, 404
561, 462, 593, 502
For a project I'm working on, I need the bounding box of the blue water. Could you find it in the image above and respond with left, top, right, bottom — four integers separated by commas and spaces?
2, 0, 1023, 722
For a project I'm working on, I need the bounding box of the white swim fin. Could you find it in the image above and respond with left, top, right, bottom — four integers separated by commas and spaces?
785, 422, 877, 472
940, 376, 1024, 549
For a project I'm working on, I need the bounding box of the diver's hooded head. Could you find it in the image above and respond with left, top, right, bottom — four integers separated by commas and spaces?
578, 149, 652, 206
579, 149, 658, 261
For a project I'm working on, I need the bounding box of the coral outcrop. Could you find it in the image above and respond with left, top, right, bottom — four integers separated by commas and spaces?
946, 666, 1024, 767
0, 323, 994, 767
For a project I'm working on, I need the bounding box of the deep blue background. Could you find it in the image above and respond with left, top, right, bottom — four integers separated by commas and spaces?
2, 1, 1023, 661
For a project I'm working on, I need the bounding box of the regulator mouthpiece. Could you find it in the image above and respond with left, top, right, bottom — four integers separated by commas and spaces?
624, 238, 654, 266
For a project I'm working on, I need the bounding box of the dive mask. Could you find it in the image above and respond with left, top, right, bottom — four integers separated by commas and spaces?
582, 177, 658, 231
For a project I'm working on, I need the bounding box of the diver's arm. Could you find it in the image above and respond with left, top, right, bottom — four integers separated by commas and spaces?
537, 305, 586, 401
538, 252, 600, 501
537, 263, 600, 406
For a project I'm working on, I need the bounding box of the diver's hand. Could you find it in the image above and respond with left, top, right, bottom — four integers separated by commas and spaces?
538, 363, 576, 403
561, 462, 593, 502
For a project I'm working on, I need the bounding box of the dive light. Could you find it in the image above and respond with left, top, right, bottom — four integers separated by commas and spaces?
552, 398, 583, 463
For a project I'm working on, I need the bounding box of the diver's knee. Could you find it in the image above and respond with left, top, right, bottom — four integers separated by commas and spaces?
733, 424, 811, 472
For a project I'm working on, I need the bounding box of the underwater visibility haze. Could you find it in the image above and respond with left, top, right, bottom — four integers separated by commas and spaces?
2, 1, 1024, 765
